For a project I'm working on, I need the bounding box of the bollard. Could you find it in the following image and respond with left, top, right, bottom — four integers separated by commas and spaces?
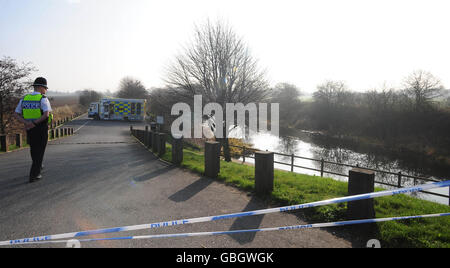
50, 129, 55, 139
347, 168, 375, 221
146, 130, 152, 149
55, 128, 59, 138
60, 128, 64, 137
157, 133, 167, 157
16, 133, 23, 148
64, 128, 68, 136
140, 130, 145, 143
0, 135, 8, 152
151, 132, 158, 153
171, 135, 183, 165
204, 141, 220, 178
144, 126, 149, 147
130, 125, 133, 133
71, 128, 74, 135
255, 151, 274, 196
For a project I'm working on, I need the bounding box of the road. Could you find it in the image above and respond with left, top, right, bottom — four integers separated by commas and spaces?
0, 115, 351, 248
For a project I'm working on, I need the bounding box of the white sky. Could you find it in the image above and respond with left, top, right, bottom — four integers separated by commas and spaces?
1, 0, 449, 93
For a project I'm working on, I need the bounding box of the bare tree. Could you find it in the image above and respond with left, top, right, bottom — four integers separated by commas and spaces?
166, 19, 269, 161
0, 56, 36, 134
313, 80, 348, 106
116, 77, 149, 99
271, 83, 302, 127
403, 70, 444, 111
79, 89, 103, 107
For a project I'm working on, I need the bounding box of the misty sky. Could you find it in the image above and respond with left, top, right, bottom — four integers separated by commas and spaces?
1, 0, 449, 93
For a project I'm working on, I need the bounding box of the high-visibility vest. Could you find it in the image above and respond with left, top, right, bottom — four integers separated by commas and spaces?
22, 94, 53, 124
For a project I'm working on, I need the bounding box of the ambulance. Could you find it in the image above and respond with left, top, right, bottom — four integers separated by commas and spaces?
88, 98, 146, 121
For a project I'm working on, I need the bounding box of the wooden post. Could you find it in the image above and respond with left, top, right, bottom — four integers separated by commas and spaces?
291, 154, 295, 172
144, 126, 149, 147
16, 134, 23, 148
151, 132, 158, 153
146, 131, 152, 149
204, 141, 220, 178
157, 133, 166, 157
397, 172, 402, 188
320, 158, 324, 177
348, 168, 375, 221
255, 151, 274, 196
0, 135, 8, 152
172, 135, 183, 165
242, 146, 246, 163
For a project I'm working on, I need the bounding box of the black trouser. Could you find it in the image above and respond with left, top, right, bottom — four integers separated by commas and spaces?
27, 123, 48, 178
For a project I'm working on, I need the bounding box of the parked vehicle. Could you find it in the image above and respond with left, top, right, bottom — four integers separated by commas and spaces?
88, 98, 146, 121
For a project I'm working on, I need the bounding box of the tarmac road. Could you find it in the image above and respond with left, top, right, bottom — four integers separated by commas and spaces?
0, 115, 351, 248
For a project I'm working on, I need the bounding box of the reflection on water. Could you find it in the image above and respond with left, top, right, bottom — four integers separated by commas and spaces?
233, 128, 449, 205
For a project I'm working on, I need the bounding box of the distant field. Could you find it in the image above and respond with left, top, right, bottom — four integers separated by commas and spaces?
47, 95, 79, 108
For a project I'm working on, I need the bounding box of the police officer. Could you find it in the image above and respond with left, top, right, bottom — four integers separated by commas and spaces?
14, 77, 53, 183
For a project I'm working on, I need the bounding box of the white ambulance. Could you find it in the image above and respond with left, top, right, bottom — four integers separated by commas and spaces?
88, 98, 147, 121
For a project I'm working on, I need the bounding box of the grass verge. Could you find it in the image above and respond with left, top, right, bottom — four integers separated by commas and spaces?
159, 143, 450, 248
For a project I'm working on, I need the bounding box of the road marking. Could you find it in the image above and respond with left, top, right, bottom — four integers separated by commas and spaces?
74, 120, 90, 133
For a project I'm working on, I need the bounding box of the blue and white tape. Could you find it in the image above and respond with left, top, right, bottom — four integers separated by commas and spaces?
4, 213, 450, 246
1, 180, 449, 246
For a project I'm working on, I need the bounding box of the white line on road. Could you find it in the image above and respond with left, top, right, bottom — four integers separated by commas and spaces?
74, 120, 90, 133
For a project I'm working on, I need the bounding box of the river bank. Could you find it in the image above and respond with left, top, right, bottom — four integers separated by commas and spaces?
157, 143, 450, 248
279, 126, 449, 180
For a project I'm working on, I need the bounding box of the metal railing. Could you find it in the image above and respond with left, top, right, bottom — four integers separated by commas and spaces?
227, 144, 450, 205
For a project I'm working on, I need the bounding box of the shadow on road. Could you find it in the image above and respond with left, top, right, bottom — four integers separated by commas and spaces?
227, 196, 266, 245
168, 177, 214, 203
132, 165, 176, 182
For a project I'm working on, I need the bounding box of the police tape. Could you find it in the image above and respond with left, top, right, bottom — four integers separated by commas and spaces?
4, 213, 450, 246
1, 180, 449, 246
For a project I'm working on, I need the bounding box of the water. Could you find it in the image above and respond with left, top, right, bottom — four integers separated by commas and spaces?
232, 128, 449, 205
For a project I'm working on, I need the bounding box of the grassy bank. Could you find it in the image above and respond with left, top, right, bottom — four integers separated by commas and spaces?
160, 143, 450, 248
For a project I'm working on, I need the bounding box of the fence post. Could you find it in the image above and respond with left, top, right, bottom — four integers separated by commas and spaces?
146, 131, 152, 149
15, 134, 22, 148
157, 133, 166, 157
242, 146, 246, 163
255, 151, 274, 196
320, 158, 324, 177
291, 154, 294, 172
172, 135, 183, 165
204, 141, 220, 178
0, 135, 8, 152
348, 168, 375, 221
144, 126, 149, 147
151, 132, 158, 153
397, 172, 402, 188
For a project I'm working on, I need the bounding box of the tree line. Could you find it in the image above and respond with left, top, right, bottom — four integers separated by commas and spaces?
2, 19, 449, 160
273, 72, 450, 157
